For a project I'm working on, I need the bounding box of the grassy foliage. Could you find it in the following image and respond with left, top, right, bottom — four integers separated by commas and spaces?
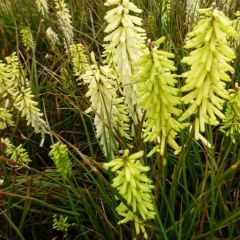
0, 0, 240, 239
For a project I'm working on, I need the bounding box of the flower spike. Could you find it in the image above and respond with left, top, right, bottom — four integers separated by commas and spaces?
134, 37, 183, 155
104, 149, 155, 239
104, 0, 147, 123
180, 7, 237, 144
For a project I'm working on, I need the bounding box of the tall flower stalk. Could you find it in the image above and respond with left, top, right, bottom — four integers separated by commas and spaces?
104, 149, 155, 239
70, 43, 88, 81
104, 0, 146, 123
0, 53, 48, 142
82, 52, 130, 155
180, 7, 237, 145
134, 37, 183, 155
54, 0, 73, 49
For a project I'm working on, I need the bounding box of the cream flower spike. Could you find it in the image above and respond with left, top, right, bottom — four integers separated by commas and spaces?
6, 53, 48, 140
54, 0, 73, 48
104, 149, 155, 239
180, 7, 237, 145
0, 60, 14, 97
104, 0, 146, 123
134, 37, 183, 156
0, 53, 48, 147
14, 87, 48, 137
46, 27, 59, 47
82, 52, 130, 154
5, 52, 26, 89
35, 0, 49, 17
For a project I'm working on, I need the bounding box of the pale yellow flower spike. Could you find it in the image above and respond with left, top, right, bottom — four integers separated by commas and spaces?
20, 27, 35, 51
0, 53, 48, 146
35, 0, 49, 17
134, 37, 183, 156
0, 60, 14, 97
180, 7, 237, 145
46, 27, 59, 47
14, 87, 48, 137
104, 0, 147, 123
69, 43, 88, 81
0, 108, 14, 130
5, 53, 48, 140
104, 149, 156, 239
1, 138, 31, 165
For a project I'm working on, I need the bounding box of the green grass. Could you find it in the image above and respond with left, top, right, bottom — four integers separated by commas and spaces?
0, 0, 240, 239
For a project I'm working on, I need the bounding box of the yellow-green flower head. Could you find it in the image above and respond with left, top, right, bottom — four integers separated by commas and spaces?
52, 215, 70, 238
180, 7, 237, 143
20, 27, 34, 51
0, 108, 14, 130
221, 85, 240, 144
69, 43, 88, 80
104, 149, 155, 239
103, 0, 146, 122
134, 37, 183, 155
1, 138, 31, 165
49, 141, 72, 177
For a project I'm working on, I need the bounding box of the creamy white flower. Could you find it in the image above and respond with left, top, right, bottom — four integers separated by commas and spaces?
35, 0, 49, 17
104, 0, 146, 123
54, 0, 73, 48
46, 27, 59, 46
82, 52, 130, 155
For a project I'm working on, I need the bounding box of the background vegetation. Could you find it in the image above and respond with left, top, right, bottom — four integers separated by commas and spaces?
0, 0, 240, 239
